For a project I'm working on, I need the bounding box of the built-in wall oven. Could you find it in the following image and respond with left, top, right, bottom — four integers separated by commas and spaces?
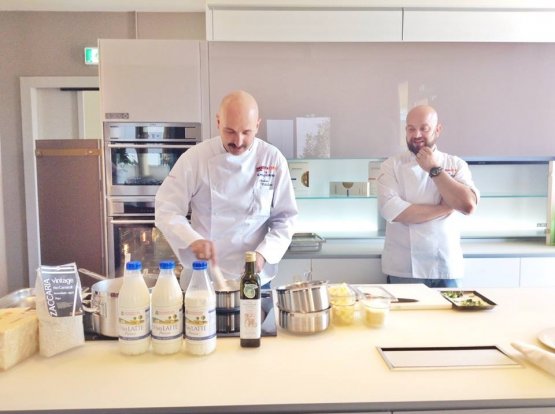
104, 122, 200, 277
106, 197, 183, 277
105, 122, 200, 196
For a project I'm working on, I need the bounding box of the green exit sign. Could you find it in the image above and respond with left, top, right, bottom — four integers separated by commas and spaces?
84, 47, 99, 65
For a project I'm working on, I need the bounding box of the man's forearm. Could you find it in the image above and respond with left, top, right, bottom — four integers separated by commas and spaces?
432, 173, 477, 215
393, 203, 453, 225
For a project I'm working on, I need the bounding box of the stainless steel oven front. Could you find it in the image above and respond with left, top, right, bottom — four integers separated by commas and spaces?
104, 122, 200, 196
106, 197, 181, 278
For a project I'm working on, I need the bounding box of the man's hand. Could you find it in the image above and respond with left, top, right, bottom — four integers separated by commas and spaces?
190, 239, 217, 263
415, 146, 439, 173
255, 252, 266, 274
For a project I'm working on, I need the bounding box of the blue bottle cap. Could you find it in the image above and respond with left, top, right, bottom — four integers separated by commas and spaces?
126, 261, 142, 271
192, 261, 207, 270
159, 260, 175, 270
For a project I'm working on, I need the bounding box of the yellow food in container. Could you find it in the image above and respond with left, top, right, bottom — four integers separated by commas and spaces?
328, 283, 357, 326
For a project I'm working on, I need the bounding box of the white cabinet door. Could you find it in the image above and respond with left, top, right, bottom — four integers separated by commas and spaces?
404, 9, 555, 42
311, 258, 387, 284
274, 258, 311, 287
462, 258, 520, 288
520, 257, 555, 287
397, 408, 554, 413
99, 39, 202, 122
208, 8, 402, 41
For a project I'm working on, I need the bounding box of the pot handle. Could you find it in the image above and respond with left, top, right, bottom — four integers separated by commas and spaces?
78, 268, 107, 281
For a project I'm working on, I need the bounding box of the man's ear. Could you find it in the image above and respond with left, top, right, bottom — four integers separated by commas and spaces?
436, 123, 443, 137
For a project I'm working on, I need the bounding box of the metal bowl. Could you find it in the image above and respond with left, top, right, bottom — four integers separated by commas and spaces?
216, 309, 240, 333
0, 288, 36, 309
278, 307, 330, 334
216, 290, 239, 310
275, 280, 329, 313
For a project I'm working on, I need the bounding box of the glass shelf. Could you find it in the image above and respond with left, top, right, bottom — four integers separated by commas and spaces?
480, 194, 547, 198
296, 195, 377, 200
295, 194, 547, 200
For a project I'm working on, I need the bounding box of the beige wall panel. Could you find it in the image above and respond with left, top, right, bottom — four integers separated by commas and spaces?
137, 12, 205, 39
0, 11, 204, 292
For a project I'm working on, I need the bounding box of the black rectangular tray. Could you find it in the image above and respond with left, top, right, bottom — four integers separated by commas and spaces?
440, 290, 497, 310
378, 345, 520, 370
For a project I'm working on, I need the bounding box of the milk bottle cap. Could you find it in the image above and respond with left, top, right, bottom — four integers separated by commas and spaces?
192, 261, 207, 270
126, 261, 142, 271
160, 260, 175, 270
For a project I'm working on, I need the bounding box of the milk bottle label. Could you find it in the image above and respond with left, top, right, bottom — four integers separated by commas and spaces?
118, 307, 151, 340
185, 305, 216, 341
152, 305, 183, 340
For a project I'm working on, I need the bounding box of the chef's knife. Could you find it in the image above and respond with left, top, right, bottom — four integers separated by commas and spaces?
394, 298, 419, 303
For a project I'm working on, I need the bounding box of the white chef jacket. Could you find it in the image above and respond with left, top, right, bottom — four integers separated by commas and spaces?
155, 136, 298, 286
378, 149, 480, 279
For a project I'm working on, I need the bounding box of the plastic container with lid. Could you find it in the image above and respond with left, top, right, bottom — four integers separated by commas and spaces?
328, 283, 357, 326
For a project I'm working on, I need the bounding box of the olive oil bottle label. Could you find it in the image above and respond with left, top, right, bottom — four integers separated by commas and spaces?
243, 283, 258, 299
240, 299, 261, 339
118, 307, 151, 340
152, 305, 183, 341
185, 305, 216, 341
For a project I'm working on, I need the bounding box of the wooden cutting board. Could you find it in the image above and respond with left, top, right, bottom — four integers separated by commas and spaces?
355, 283, 452, 310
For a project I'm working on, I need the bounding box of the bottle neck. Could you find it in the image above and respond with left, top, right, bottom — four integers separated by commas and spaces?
159, 269, 175, 278
245, 260, 256, 275
126, 269, 142, 277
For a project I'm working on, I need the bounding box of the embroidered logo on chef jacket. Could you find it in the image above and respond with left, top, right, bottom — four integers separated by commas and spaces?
256, 165, 277, 188
444, 168, 457, 177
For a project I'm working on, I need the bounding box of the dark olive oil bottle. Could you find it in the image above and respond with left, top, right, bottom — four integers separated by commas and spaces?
240, 251, 261, 347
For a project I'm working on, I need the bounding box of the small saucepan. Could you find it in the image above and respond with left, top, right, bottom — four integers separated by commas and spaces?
215, 290, 240, 334
275, 280, 330, 313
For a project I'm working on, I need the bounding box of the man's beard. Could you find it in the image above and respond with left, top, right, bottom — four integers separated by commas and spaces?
407, 137, 435, 155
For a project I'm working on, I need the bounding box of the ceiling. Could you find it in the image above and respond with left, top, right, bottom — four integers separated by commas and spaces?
0, 0, 206, 12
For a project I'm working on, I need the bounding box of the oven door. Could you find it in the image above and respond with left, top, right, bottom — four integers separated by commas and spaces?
107, 216, 180, 278
106, 143, 193, 196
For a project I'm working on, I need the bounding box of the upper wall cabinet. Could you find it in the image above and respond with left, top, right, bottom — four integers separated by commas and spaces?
206, 8, 402, 41
206, 1, 555, 42
404, 9, 555, 42
99, 39, 204, 123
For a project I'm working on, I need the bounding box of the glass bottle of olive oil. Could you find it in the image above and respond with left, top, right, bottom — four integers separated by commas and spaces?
240, 251, 261, 347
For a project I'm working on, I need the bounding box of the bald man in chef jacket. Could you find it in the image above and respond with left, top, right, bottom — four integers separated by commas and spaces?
155, 90, 298, 288
378, 105, 479, 288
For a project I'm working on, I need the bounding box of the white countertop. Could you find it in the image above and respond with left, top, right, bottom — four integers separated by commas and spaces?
1, 287, 555, 413
285, 238, 555, 259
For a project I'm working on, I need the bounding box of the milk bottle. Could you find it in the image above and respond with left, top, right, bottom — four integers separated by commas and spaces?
184, 261, 216, 356
117, 261, 151, 355
151, 260, 183, 355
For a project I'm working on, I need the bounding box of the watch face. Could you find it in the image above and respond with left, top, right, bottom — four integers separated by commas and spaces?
430, 167, 442, 177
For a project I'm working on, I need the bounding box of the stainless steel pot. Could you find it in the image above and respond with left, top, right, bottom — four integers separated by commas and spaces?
278, 307, 330, 334
276, 280, 329, 313
84, 274, 156, 337
216, 290, 239, 309
215, 290, 240, 333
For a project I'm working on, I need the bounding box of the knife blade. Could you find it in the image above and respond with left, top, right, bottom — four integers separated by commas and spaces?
394, 298, 419, 303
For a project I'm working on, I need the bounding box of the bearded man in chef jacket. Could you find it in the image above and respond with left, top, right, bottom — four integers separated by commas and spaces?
377, 105, 479, 288
155, 90, 298, 287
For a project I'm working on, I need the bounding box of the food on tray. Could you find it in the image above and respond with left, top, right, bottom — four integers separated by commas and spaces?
440, 290, 495, 310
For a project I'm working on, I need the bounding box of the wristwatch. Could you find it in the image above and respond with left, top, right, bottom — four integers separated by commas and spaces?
429, 166, 443, 178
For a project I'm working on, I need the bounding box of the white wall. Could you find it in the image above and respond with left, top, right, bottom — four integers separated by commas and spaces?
0, 137, 8, 297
